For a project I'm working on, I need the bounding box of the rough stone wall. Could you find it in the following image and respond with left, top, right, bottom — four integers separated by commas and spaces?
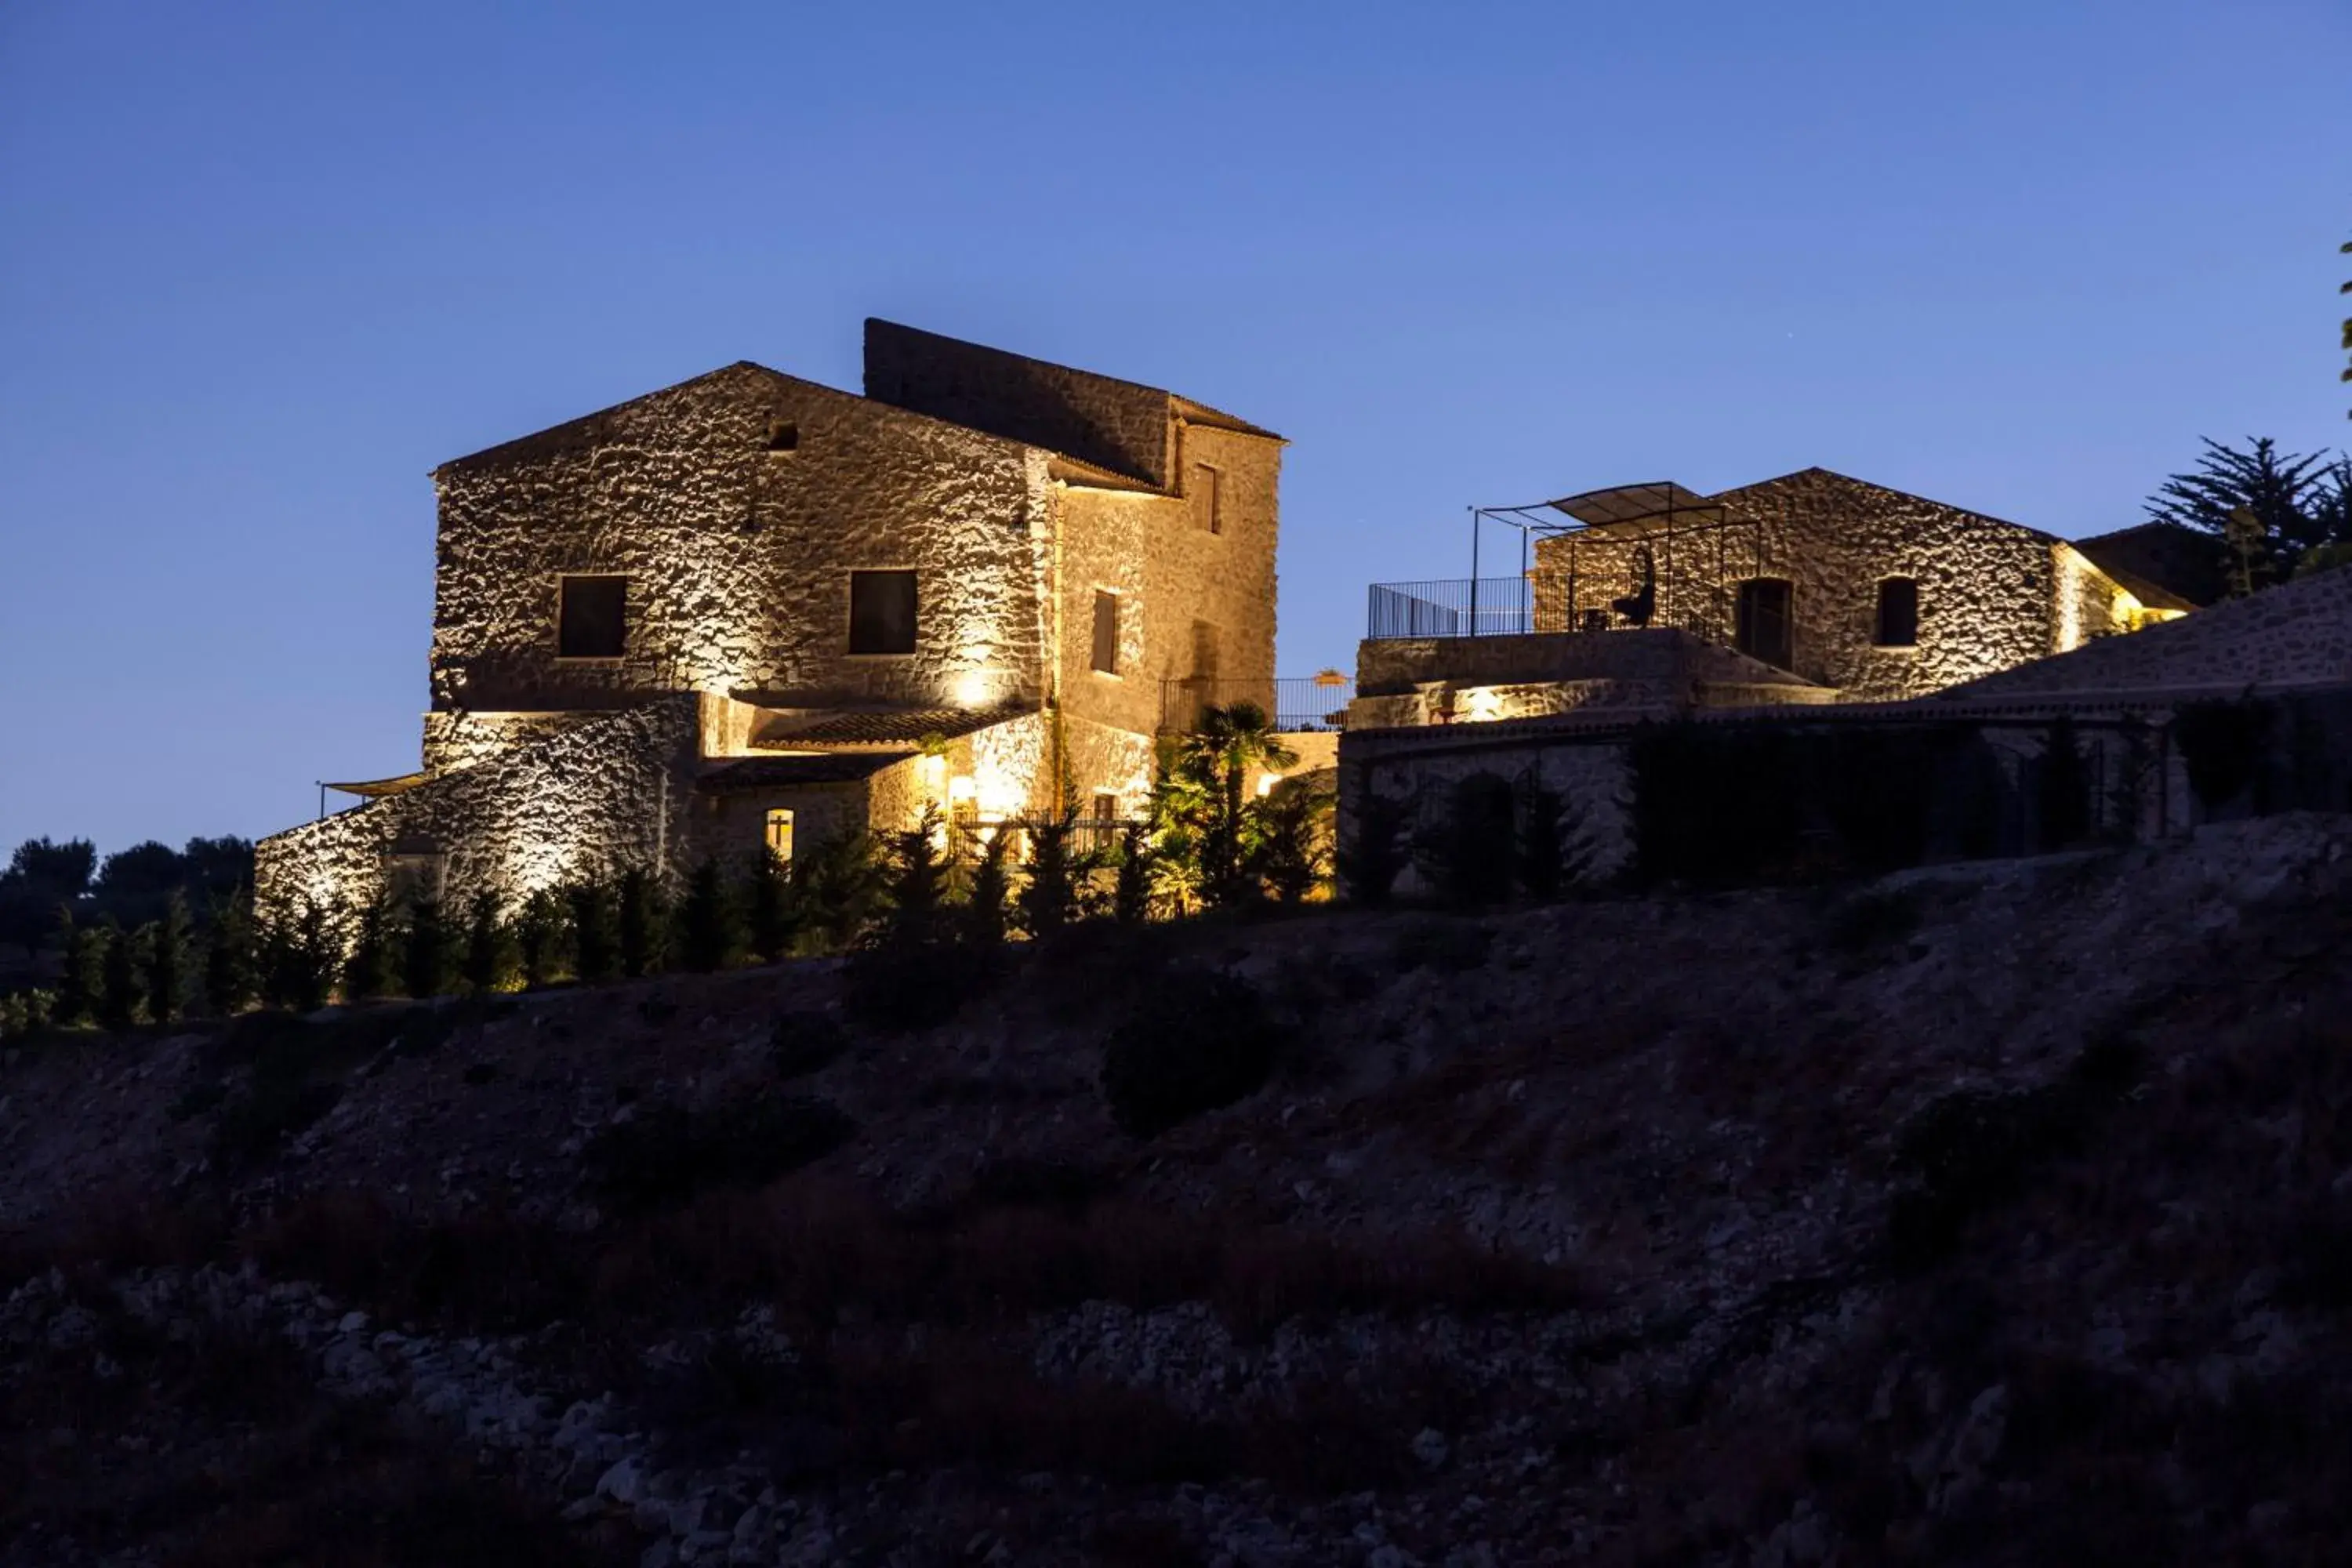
429, 363, 1051, 717
1530, 470, 2129, 702
1356, 628, 1817, 698
1051, 423, 1282, 748
419, 712, 597, 778
1338, 727, 1635, 891
1951, 564, 2352, 698
863, 320, 1173, 487
256, 696, 702, 919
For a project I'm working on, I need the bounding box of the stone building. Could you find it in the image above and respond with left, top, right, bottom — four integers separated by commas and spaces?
1526, 469, 2198, 706
257, 321, 1283, 915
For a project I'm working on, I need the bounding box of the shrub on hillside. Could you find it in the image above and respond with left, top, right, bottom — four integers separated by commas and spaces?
583, 1091, 854, 1211
1101, 970, 1281, 1138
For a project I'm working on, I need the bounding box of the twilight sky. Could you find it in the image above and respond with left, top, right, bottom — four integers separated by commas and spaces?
2, 0, 2346, 855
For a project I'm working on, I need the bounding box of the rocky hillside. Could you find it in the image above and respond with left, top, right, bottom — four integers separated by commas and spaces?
7, 817, 2352, 1566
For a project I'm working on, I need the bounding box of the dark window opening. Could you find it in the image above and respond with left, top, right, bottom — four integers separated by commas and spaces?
557, 575, 627, 659
1875, 577, 1920, 647
1091, 590, 1120, 674
1733, 578, 1794, 670
848, 570, 918, 655
765, 421, 798, 453
1192, 463, 1222, 535
1091, 791, 1120, 822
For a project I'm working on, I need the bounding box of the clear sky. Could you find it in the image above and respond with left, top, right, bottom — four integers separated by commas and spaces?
2, 0, 2345, 855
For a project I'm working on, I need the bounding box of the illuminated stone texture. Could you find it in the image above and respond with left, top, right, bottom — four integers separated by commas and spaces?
1533, 470, 2143, 703
1950, 561, 2352, 698
260, 322, 1283, 916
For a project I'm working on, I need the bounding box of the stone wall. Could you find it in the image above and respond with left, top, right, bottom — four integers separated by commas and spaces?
256, 696, 703, 919
1530, 470, 2136, 702
1051, 420, 1282, 749
1951, 564, 2352, 698
420, 712, 598, 778
429, 363, 1049, 717
1338, 724, 1635, 891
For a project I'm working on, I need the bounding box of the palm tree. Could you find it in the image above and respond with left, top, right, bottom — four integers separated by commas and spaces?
1169, 702, 1298, 907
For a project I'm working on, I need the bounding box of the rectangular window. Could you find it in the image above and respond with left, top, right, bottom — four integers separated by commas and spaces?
764, 808, 795, 864
557, 575, 627, 659
1192, 463, 1222, 535
1091, 589, 1120, 674
1874, 578, 1920, 648
848, 569, 918, 655
1090, 791, 1119, 822
1189, 619, 1221, 679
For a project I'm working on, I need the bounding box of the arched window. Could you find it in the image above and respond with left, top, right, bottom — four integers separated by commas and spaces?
1734, 579, 1794, 670
1875, 578, 1919, 648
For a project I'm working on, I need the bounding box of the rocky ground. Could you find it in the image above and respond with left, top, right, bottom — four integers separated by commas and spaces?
6, 816, 2352, 1565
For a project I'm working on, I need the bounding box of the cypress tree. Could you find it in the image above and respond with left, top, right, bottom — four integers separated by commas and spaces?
343, 895, 396, 1002
515, 888, 567, 989
461, 889, 510, 994
54, 911, 100, 1027
1111, 821, 1155, 925
147, 891, 192, 1025
1017, 814, 1082, 937
203, 886, 256, 1017
964, 828, 1013, 947
403, 896, 452, 998
98, 920, 143, 1031
616, 867, 666, 978
569, 878, 619, 984
676, 856, 735, 973
743, 847, 795, 964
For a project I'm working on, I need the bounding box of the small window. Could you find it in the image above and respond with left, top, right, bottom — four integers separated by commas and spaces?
848, 569, 918, 655
1874, 578, 1919, 648
382, 838, 445, 911
764, 808, 795, 864
1090, 791, 1120, 822
557, 575, 627, 659
1192, 463, 1222, 535
1091, 589, 1120, 674
1189, 619, 1221, 680
764, 421, 799, 454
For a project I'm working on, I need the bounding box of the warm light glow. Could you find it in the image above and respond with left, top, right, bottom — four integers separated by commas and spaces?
951, 667, 998, 708
764, 808, 795, 864
1256, 773, 1279, 797
1460, 685, 1504, 722
948, 775, 978, 802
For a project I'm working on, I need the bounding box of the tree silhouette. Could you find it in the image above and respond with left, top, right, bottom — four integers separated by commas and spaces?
2145, 437, 2347, 591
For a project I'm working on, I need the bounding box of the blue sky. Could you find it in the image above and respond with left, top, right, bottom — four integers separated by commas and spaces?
2, 0, 2346, 854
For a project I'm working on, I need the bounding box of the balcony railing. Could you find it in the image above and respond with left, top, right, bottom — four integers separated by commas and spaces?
1367, 577, 1566, 639
1158, 676, 1356, 733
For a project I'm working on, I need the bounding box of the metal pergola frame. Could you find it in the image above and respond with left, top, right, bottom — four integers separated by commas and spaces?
1464, 482, 1765, 638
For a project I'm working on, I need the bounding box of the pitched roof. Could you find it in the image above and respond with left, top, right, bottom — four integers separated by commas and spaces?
2071, 521, 2224, 612
750, 707, 1013, 748
695, 751, 916, 793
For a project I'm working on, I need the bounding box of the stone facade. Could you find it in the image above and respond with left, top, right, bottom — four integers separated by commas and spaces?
1950, 561, 2352, 699
1530, 470, 2158, 704
257, 321, 1283, 916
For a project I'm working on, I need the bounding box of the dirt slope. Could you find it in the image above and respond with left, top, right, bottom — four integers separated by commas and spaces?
5, 816, 2352, 1566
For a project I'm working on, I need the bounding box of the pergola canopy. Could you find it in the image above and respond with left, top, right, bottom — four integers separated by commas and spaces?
1544, 481, 1721, 529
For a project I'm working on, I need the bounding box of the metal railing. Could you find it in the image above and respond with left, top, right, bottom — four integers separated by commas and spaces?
1367, 577, 1560, 639
1158, 676, 1356, 733
946, 817, 1136, 866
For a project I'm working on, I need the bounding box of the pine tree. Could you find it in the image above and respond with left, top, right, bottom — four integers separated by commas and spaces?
1017, 812, 1091, 936
260, 896, 340, 1014
203, 886, 256, 1017
147, 891, 191, 1025
98, 920, 143, 1031
2146, 437, 2345, 589
676, 856, 737, 973
1248, 786, 1330, 905
881, 807, 951, 947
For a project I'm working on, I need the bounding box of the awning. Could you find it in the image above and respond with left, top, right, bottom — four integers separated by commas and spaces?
324, 772, 428, 800
1547, 481, 1721, 528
